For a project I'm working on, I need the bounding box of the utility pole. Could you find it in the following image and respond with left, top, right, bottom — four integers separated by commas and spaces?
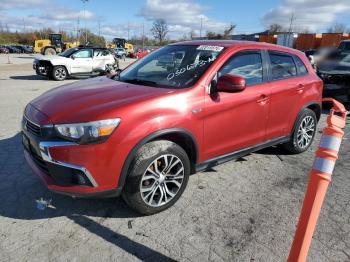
127, 22, 130, 41
98, 18, 101, 37
22, 18, 26, 32
286, 13, 295, 46
142, 23, 145, 48
77, 17, 80, 42
199, 17, 203, 38
81, 0, 88, 44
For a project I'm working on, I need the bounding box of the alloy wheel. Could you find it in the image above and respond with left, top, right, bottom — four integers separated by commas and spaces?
55, 68, 66, 80
297, 115, 315, 149
140, 154, 184, 207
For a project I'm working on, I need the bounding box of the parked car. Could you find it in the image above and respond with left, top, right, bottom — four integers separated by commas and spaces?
111, 48, 127, 59
318, 52, 350, 103
22, 40, 322, 214
13, 45, 33, 53
305, 47, 337, 68
0, 46, 9, 54
33, 46, 116, 80
129, 48, 150, 59
5, 45, 22, 53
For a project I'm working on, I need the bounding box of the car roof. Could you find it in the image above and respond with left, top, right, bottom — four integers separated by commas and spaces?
76, 46, 107, 50
172, 40, 303, 55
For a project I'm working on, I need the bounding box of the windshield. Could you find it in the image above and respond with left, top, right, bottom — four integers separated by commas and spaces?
339, 42, 350, 52
59, 48, 78, 57
116, 44, 225, 89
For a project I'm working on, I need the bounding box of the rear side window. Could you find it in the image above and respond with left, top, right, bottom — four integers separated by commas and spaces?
219, 51, 263, 85
269, 52, 297, 80
294, 56, 308, 75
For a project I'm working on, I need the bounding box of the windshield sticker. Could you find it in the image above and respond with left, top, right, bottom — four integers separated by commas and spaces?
167, 57, 216, 81
196, 45, 224, 52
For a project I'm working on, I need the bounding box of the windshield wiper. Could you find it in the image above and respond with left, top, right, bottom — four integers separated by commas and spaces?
121, 78, 160, 87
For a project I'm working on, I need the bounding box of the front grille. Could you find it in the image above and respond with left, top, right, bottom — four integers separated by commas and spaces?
25, 118, 42, 136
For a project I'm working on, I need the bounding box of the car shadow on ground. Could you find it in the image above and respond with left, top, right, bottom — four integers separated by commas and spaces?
10, 75, 48, 80
0, 133, 175, 261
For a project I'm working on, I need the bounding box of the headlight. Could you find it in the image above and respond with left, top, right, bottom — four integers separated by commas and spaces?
54, 118, 121, 144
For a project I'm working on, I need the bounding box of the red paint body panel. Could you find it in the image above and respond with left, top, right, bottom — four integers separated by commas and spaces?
23, 41, 323, 195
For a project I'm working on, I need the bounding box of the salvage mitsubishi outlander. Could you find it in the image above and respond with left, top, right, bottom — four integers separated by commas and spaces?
22, 41, 323, 215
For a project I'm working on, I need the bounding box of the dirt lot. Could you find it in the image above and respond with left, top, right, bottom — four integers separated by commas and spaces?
0, 54, 349, 262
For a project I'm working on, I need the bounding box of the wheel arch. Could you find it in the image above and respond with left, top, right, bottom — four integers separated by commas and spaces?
118, 128, 199, 190
291, 101, 321, 134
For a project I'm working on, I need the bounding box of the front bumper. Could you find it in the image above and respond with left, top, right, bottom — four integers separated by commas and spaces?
22, 115, 123, 198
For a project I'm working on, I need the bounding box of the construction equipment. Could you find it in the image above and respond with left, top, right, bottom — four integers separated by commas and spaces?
107, 38, 134, 53
34, 34, 80, 55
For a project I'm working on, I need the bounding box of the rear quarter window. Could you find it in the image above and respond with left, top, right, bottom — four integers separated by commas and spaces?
294, 56, 308, 75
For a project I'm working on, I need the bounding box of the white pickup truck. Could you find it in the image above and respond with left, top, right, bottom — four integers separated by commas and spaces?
33, 46, 116, 80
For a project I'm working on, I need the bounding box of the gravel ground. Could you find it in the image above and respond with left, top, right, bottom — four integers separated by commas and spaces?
0, 54, 349, 262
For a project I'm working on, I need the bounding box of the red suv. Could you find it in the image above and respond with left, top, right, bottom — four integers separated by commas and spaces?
22, 41, 322, 214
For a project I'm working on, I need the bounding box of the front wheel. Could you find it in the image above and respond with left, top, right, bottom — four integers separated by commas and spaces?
122, 140, 190, 215
52, 66, 67, 81
283, 108, 317, 154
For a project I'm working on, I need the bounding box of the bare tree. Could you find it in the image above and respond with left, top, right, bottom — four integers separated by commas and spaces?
327, 23, 347, 33
223, 24, 236, 39
268, 23, 283, 34
151, 19, 168, 44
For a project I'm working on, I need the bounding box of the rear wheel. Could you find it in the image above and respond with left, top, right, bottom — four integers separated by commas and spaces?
122, 140, 190, 215
44, 47, 56, 55
283, 108, 317, 154
52, 66, 67, 81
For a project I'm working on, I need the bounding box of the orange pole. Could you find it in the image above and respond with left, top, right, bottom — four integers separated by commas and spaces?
288, 98, 348, 262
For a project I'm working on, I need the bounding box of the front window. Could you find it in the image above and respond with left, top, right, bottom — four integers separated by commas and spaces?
116, 45, 225, 89
218, 51, 263, 85
338, 41, 350, 52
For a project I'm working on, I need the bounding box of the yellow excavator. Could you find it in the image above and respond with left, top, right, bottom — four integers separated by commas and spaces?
34, 33, 80, 55
107, 38, 134, 53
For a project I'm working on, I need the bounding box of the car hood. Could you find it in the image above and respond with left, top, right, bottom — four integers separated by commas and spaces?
29, 77, 173, 124
34, 54, 67, 61
318, 60, 350, 75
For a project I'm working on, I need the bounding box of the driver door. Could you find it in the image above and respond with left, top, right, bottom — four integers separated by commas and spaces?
70, 49, 93, 74
203, 50, 271, 160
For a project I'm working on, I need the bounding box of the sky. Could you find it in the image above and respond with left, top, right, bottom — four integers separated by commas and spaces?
1, 0, 350, 40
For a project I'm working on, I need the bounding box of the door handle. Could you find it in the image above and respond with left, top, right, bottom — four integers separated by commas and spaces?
256, 94, 269, 104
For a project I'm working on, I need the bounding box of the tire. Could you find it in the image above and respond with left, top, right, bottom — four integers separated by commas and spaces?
44, 48, 56, 55
122, 140, 190, 215
283, 108, 317, 154
52, 66, 67, 81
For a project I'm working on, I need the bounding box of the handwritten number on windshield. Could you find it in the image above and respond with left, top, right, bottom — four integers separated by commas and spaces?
167, 58, 215, 81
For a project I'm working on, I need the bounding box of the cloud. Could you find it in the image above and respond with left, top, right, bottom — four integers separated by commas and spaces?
261, 0, 350, 31
0, 6, 98, 33
0, 0, 47, 10
138, 0, 230, 37
39, 8, 96, 21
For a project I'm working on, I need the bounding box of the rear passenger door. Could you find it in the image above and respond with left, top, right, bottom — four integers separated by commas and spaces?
264, 51, 308, 141
93, 49, 115, 72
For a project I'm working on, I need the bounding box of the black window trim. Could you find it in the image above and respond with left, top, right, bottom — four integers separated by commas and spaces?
216, 49, 268, 87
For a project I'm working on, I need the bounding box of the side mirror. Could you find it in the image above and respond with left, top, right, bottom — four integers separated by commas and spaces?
71, 55, 75, 60
216, 74, 246, 92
